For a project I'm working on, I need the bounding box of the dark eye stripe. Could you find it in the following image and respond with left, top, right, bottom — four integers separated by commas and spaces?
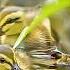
0, 57, 12, 67
1, 17, 20, 27
0, 17, 20, 35
5, 17, 20, 24
6, 17, 19, 24
0, 57, 21, 70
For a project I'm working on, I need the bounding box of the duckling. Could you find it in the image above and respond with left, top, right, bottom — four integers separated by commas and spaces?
0, 6, 54, 49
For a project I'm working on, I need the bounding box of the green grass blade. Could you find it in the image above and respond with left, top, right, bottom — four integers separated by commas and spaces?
13, 0, 70, 49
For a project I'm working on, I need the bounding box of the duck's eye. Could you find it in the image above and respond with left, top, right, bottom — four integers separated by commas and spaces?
0, 58, 5, 63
